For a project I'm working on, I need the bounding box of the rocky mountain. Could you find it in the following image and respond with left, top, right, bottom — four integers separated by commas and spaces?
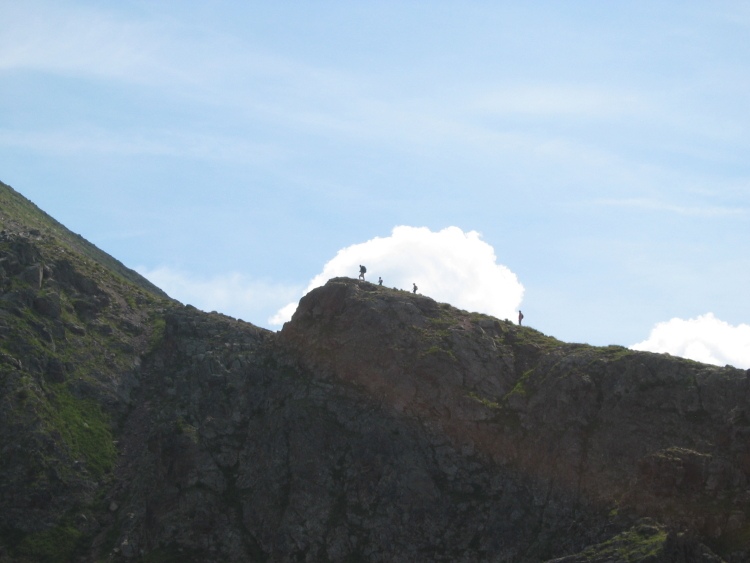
1, 179, 749, 562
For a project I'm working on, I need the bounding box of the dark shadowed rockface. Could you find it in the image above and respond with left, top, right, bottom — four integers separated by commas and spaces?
1, 180, 749, 562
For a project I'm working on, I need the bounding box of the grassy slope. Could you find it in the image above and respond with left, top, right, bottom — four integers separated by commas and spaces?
0, 180, 169, 299
0, 180, 177, 561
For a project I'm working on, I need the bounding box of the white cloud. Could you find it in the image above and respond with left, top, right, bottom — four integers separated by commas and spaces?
631, 313, 750, 369
270, 226, 524, 326
136, 266, 301, 326
269, 302, 300, 326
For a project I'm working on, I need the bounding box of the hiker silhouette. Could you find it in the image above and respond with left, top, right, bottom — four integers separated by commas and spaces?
518, 311, 524, 325
359, 265, 366, 281
412, 283, 418, 294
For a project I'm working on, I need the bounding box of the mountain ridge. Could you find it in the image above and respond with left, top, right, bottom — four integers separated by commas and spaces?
0, 180, 170, 300
1, 180, 749, 561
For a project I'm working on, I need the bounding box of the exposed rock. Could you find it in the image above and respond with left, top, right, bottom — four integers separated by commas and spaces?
1, 181, 749, 562
33, 291, 61, 318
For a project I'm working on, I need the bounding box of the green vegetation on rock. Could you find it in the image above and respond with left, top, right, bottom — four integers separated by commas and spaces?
149, 314, 167, 352
467, 391, 501, 409
2, 183, 748, 561
513, 326, 563, 351
16, 523, 83, 563
505, 369, 534, 400
573, 522, 667, 561
0, 181, 169, 299
43, 384, 117, 476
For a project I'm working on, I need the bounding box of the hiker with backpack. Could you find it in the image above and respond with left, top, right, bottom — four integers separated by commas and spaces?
359, 265, 366, 281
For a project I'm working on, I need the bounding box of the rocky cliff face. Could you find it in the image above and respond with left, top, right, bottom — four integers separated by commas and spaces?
278, 279, 750, 561
1, 181, 749, 562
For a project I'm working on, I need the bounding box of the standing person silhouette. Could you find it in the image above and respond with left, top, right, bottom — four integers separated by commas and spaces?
518, 310, 524, 326
412, 283, 418, 294
359, 265, 366, 281
378, 277, 383, 286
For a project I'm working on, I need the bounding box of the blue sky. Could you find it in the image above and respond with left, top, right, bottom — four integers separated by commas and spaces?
1, 1, 749, 367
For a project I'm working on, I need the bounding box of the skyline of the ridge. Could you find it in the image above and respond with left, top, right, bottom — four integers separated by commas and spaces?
1, 1, 748, 367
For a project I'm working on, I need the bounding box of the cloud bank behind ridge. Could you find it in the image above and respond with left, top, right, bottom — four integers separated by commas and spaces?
270, 226, 525, 326
631, 313, 750, 369
140, 226, 749, 370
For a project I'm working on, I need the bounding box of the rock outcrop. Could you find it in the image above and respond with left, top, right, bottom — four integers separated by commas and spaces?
1, 180, 749, 562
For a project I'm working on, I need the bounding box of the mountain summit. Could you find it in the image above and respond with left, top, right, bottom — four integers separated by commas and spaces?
1, 180, 748, 562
